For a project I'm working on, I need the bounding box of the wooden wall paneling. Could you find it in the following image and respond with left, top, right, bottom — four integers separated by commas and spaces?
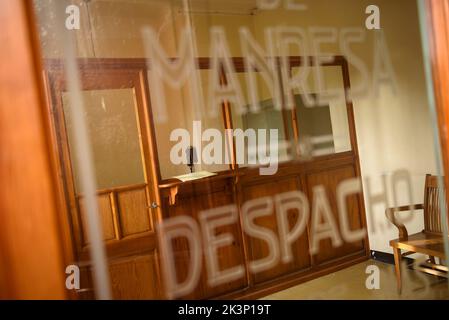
116, 187, 152, 237
78, 194, 116, 244
108, 253, 162, 299
219, 251, 369, 299
288, 56, 371, 260
241, 176, 311, 284
305, 165, 365, 265
163, 178, 248, 299
43, 56, 370, 299
78, 251, 163, 299
219, 61, 251, 291
298, 172, 317, 267
155, 56, 369, 298
234, 175, 253, 290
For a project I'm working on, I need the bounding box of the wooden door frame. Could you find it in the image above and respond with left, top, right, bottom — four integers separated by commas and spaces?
45, 65, 162, 257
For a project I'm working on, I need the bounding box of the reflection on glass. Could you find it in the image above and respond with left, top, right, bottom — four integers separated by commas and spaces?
62, 88, 145, 192
151, 68, 230, 180
196, 69, 230, 174
241, 99, 289, 163
295, 94, 335, 155
292, 65, 352, 156
233, 72, 291, 166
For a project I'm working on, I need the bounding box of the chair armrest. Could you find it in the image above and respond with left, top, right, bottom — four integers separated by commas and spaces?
385, 204, 424, 240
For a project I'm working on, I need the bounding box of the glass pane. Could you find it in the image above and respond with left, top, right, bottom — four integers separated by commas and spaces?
190, 69, 230, 174
232, 71, 291, 167
291, 65, 352, 156
151, 68, 230, 180
62, 89, 145, 192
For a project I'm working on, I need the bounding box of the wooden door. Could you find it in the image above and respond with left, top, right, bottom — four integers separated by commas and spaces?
46, 65, 163, 299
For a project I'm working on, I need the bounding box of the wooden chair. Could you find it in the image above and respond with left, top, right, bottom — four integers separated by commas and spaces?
386, 174, 449, 293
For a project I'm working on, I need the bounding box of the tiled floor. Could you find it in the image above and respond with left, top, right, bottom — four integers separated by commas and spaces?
261, 260, 449, 299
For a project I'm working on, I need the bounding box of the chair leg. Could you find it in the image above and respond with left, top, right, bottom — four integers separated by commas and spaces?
393, 247, 402, 294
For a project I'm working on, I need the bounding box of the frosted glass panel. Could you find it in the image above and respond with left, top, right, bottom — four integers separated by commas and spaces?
62, 88, 145, 192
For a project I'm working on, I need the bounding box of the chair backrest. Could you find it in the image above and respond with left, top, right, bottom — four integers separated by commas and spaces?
423, 174, 447, 234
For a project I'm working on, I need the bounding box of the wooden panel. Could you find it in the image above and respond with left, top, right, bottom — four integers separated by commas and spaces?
109, 253, 162, 299
220, 254, 368, 299
43, 56, 370, 299
305, 166, 365, 265
117, 188, 151, 236
78, 252, 162, 299
164, 179, 247, 299
242, 176, 311, 284
78, 194, 116, 244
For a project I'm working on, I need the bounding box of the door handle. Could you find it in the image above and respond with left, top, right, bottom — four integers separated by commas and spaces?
149, 202, 159, 209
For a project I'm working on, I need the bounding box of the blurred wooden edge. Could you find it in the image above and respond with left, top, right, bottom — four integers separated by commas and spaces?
0, 0, 72, 299
426, 0, 449, 221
